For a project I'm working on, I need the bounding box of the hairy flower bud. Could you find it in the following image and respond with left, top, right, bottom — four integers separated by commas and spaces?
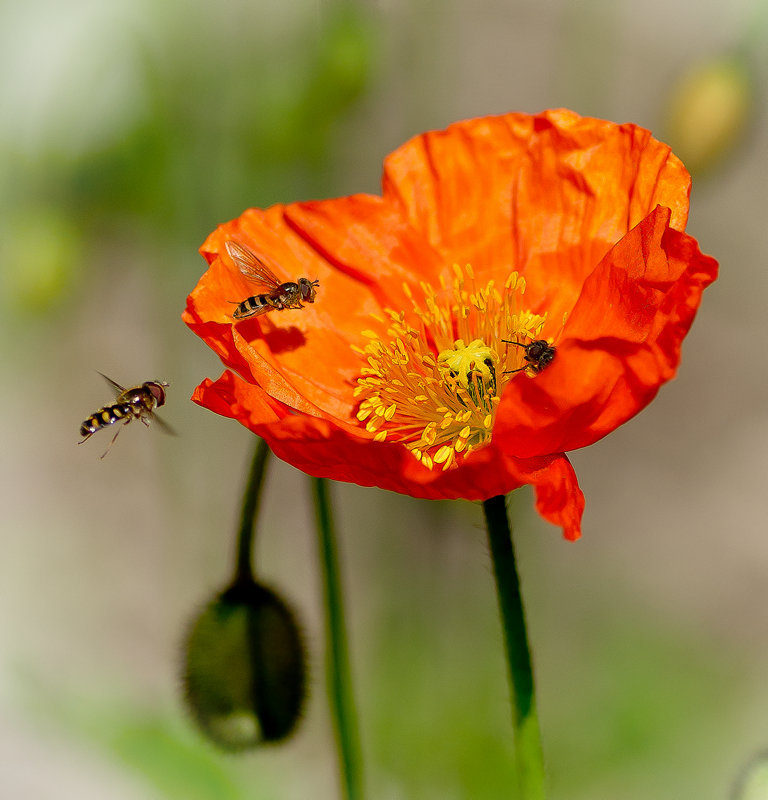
182, 580, 306, 749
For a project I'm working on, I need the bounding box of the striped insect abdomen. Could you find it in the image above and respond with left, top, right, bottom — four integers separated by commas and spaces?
233, 294, 272, 320
80, 402, 133, 437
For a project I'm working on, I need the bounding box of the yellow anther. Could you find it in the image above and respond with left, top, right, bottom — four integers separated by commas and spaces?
353, 261, 549, 472
366, 416, 384, 432
423, 425, 437, 446
434, 445, 453, 465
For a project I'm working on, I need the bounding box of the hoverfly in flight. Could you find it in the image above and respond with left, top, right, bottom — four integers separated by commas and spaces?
502, 338, 557, 375
79, 373, 173, 458
225, 239, 319, 320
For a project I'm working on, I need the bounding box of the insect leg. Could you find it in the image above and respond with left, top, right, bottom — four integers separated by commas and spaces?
99, 421, 128, 459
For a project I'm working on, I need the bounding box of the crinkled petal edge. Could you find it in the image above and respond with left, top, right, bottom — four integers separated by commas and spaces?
192, 371, 585, 540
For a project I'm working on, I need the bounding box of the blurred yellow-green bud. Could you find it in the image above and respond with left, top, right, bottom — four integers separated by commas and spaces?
664, 53, 754, 175
735, 751, 768, 800
182, 580, 306, 749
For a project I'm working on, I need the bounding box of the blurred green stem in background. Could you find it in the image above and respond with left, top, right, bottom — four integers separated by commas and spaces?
483, 495, 546, 799
235, 438, 271, 584
312, 478, 364, 800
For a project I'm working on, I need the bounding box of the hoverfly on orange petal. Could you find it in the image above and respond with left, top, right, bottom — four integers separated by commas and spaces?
225, 239, 319, 320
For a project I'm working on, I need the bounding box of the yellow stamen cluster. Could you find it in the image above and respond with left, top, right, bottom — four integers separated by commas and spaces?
353, 264, 549, 471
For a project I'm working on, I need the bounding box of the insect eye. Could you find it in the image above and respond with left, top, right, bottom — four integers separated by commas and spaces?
146, 382, 166, 406
300, 280, 317, 300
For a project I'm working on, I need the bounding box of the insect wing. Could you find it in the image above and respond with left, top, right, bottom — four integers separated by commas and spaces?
149, 412, 178, 437
97, 372, 128, 399
225, 240, 282, 290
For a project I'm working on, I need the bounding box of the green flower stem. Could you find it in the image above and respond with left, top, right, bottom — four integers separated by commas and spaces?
483, 494, 546, 799
311, 477, 364, 800
234, 438, 271, 584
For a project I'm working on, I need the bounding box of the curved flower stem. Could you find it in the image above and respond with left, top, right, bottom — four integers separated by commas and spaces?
311, 477, 364, 800
483, 495, 546, 799
233, 437, 271, 584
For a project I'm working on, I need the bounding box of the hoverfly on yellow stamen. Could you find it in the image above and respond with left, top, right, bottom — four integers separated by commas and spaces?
353, 264, 557, 471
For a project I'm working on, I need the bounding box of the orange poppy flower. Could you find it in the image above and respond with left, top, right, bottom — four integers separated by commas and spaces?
183, 109, 717, 541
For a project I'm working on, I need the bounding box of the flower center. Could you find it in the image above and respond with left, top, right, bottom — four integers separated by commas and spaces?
353, 264, 551, 471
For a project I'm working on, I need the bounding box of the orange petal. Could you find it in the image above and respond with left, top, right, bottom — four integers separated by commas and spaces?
285, 194, 445, 307
511, 112, 691, 326
382, 112, 534, 277
187, 204, 395, 422
192, 370, 585, 539
532, 454, 585, 542
494, 206, 718, 456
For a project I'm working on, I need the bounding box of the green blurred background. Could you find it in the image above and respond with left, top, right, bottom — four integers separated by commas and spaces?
1, 0, 766, 797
